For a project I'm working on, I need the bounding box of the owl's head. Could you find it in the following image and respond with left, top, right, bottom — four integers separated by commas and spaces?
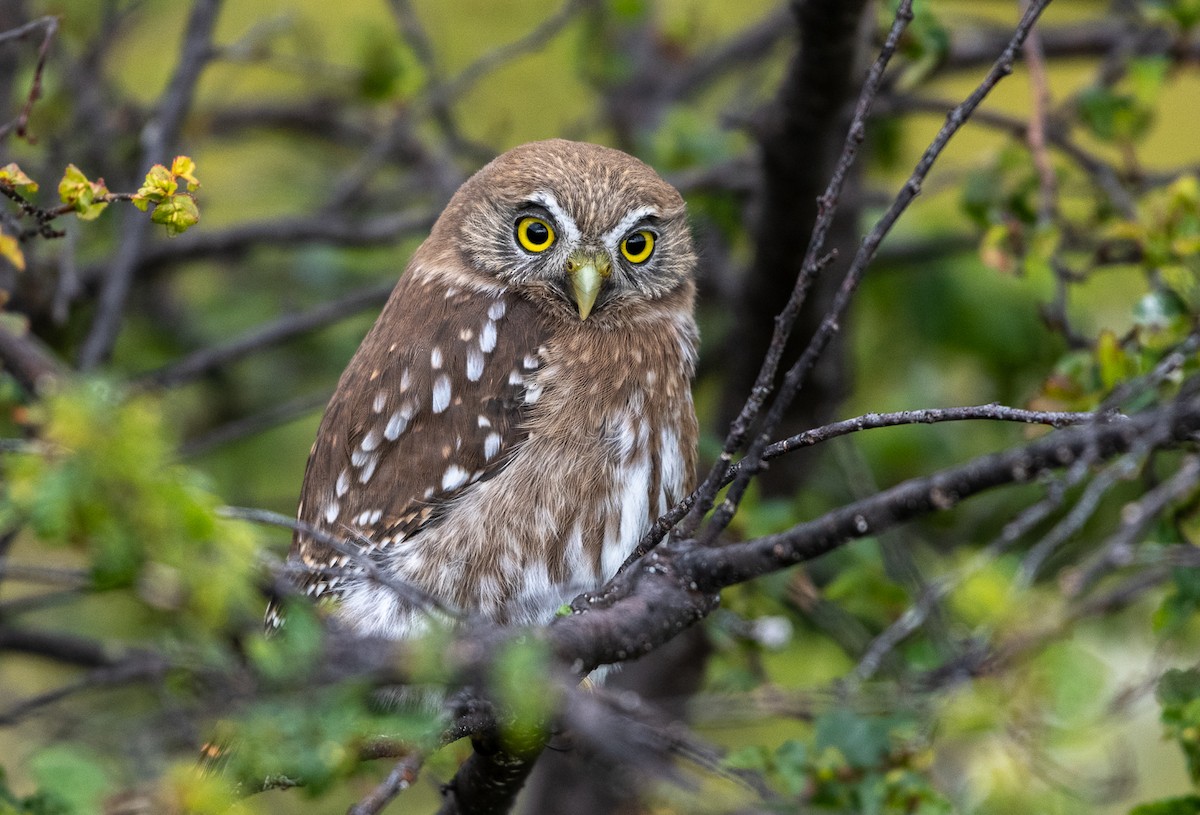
426, 139, 695, 322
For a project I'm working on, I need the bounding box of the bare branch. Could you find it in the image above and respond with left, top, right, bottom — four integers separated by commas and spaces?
1063, 455, 1200, 598
179, 391, 330, 458
0, 15, 58, 142
700, 0, 1054, 544
623, 402, 1100, 571
0, 318, 67, 395
78, 0, 221, 369
571, 389, 1200, 675
680, 0, 915, 539
348, 750, 426, 815
138, 282, 394, 389
759, 403, 1102, 459
221, 506, 463, 621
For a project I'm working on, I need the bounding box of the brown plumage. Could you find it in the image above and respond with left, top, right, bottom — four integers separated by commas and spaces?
272, 139, 698, 638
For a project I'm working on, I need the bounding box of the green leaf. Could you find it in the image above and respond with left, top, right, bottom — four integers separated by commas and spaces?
1157, 667, 1200, 708
1142, 0, 1200, 30
56, 164, 109, 221
814, 709, 892, 768
1096, 329, 1134, 390
170, 155, 200, 191
1129, 795, 1200, 815
149, 194, 200, 236
28, 746, 113, 815
492, 636, 555, 753
1078, 85, 1154, 143
773, 739, 810, 796
0, 163, 38, 195
134, 164, 177, 206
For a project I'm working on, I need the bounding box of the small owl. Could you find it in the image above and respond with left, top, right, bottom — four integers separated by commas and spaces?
274, 139, 698, 638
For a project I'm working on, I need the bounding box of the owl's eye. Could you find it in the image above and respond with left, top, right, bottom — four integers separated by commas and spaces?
515, 216, 556, 253
620, 230, 655, 264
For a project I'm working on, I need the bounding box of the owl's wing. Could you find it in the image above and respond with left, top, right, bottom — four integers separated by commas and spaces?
285, 270, 548, 605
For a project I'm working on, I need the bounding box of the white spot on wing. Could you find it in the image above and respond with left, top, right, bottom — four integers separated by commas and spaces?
488, 300, 506, 320
400, 368, 412, 390
480, 321, 497, 353
442, 464, 469, 491
372, 391, 387, 413
432, 374, 451, 413
385, 409, 409, 440
467, 347, 485, 381
523, 354, 539, 370
431, 346, 443, 369
336, 469, 350, 498
360, 429, 381, 452
324, 502, 340, 524
484, 432, 502, 461
358, 453, 379, 483
508, 369, 524, 386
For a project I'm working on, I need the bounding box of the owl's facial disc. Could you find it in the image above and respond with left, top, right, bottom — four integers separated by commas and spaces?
565, 250, 612, 320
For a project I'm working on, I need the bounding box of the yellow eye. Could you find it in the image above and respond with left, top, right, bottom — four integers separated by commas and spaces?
515, 216, 555, 253
620, 230, 655, 264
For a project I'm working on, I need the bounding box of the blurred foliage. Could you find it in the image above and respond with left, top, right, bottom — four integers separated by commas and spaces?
3, 0, 1200, 814
1, 380, 256, 628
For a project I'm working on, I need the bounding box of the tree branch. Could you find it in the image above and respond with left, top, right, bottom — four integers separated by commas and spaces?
700, 0, 1053, 543
682, 0, 912, 537
78, 0, 221, 369
138, 282, 394, 389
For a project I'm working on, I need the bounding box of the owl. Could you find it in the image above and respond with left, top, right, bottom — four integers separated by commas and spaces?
273, 139, 698, 639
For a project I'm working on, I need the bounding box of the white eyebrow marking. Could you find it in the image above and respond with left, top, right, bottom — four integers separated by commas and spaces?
602, 206, 659, 250
528, 191, 581, 245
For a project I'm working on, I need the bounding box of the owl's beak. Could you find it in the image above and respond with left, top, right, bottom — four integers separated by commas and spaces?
566, 251, 611, 320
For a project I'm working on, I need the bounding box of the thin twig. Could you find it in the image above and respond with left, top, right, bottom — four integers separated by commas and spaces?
1063, 455, 1200, 598
1018, 449, 1147, 584
220, 506, 462, 620
877, 94, 1135, 217
0, 16, 58, 142
677, 0, 917, 540
0, 564, 89, 586
139, 282, 394, 389
759, 404, 1099, 460
698, 0, 1055, 545
1021, 0, 1057, 225
179, 391, 331, 458
679, 389, 1199, 595
78, 0, 221, 369
622, 402, 1101, 570
347, 750, 426, 815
